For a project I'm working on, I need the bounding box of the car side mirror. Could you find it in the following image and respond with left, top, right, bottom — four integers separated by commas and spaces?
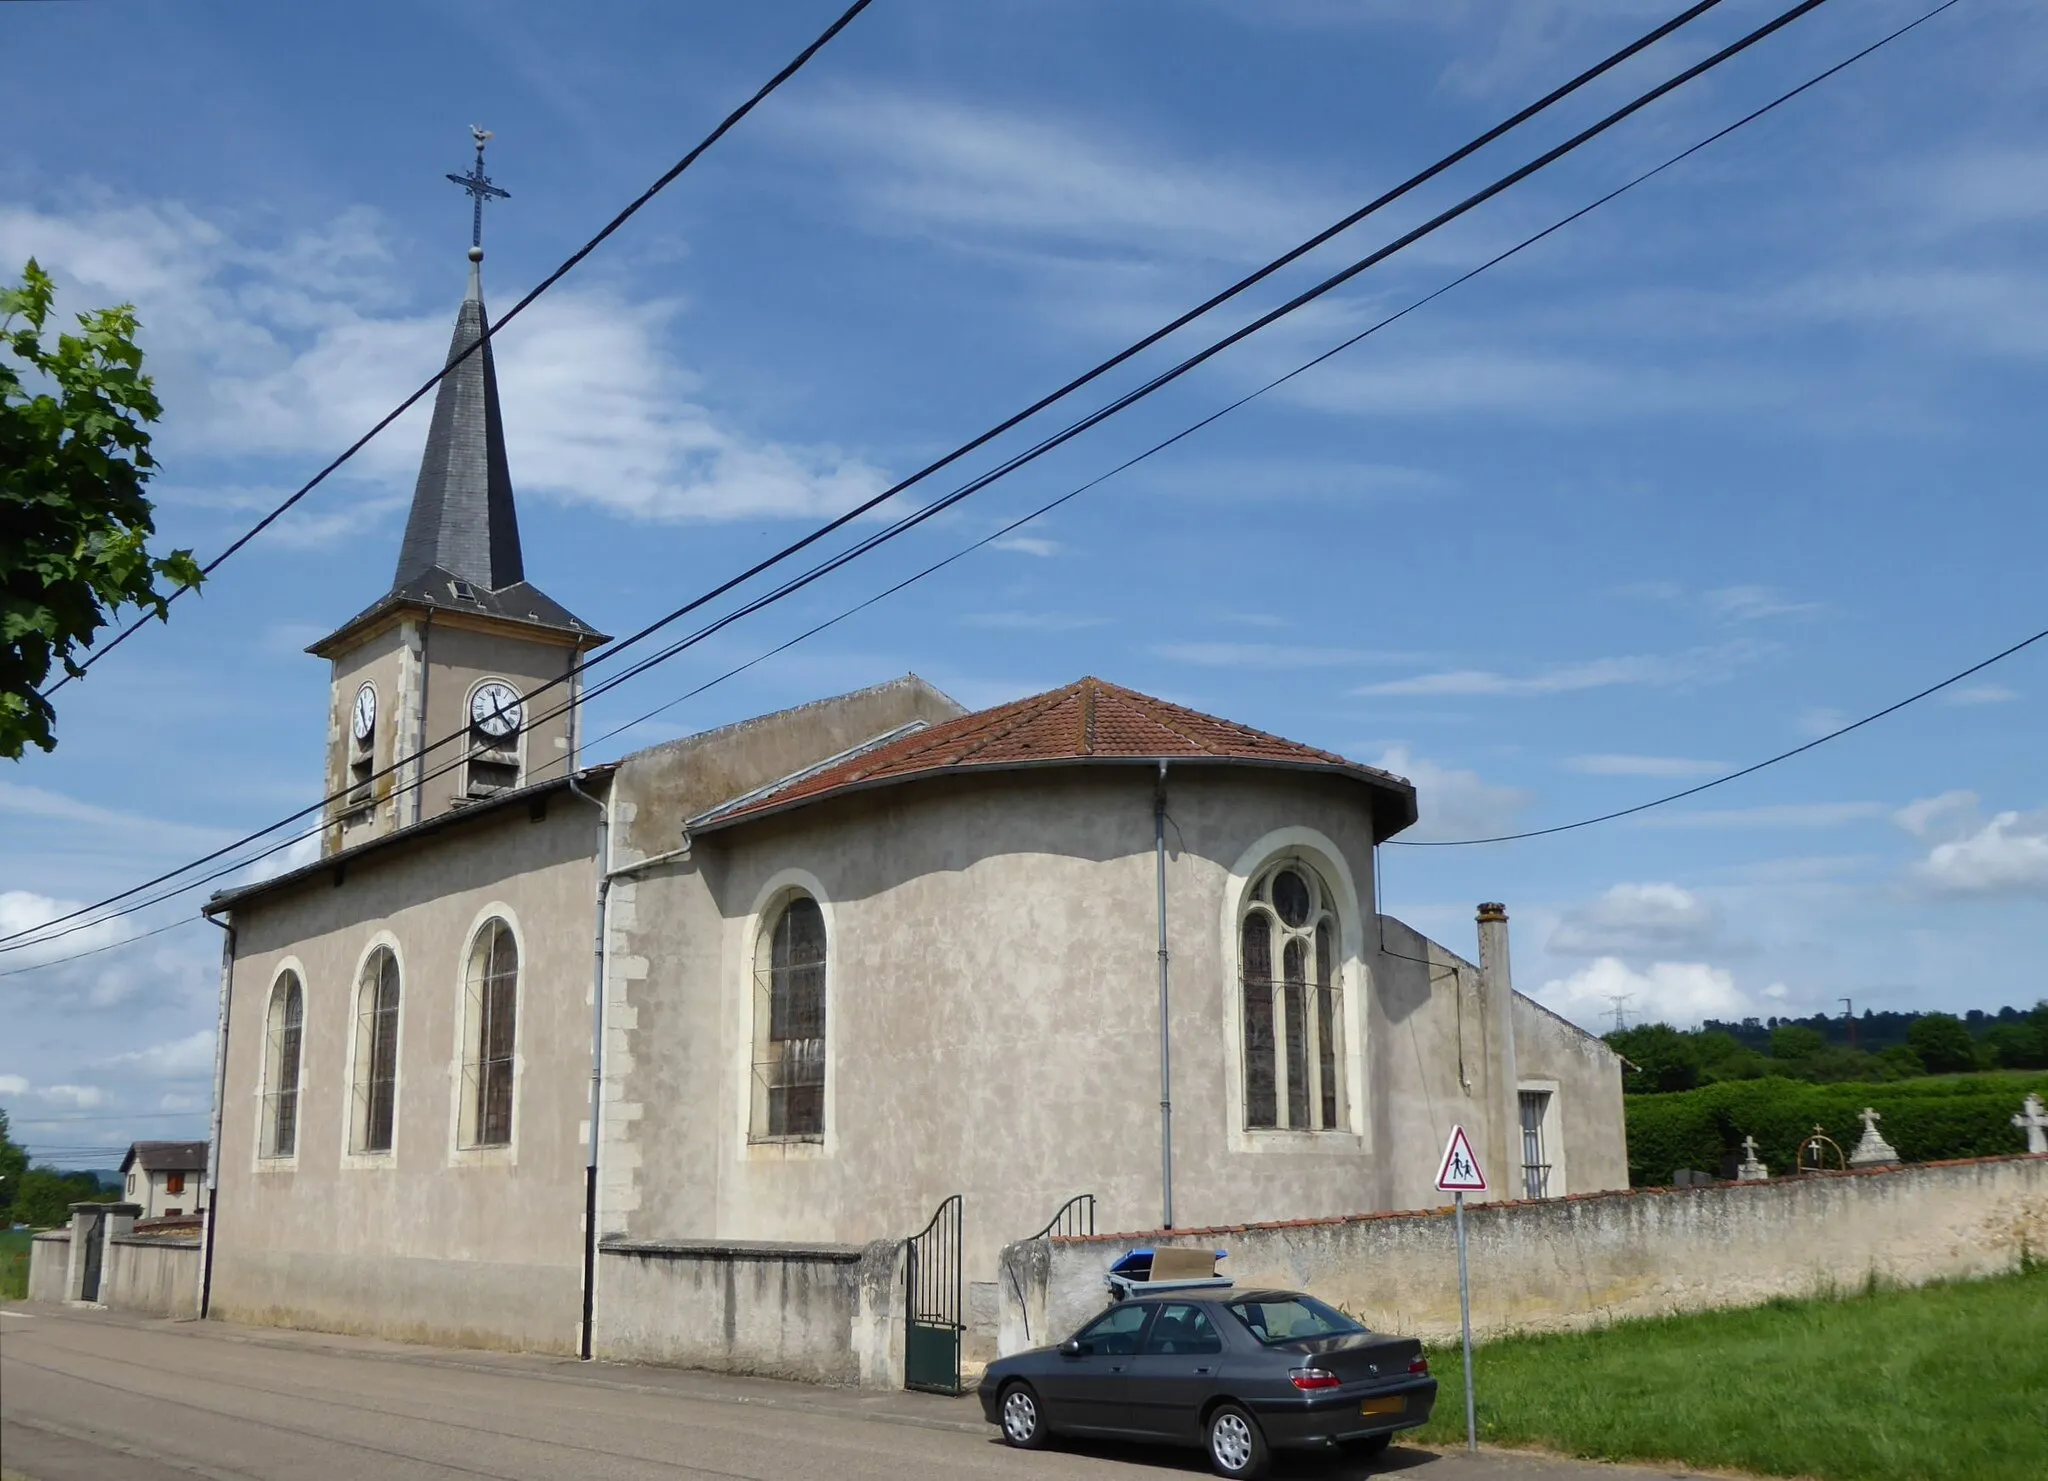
1060, 1338, 1086, 1358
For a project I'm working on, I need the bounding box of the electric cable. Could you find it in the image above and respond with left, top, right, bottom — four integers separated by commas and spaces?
36, 0, 879, 698
0, 0, 1966, 965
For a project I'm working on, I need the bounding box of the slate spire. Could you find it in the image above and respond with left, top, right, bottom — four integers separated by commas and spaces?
391, 245, 525, 592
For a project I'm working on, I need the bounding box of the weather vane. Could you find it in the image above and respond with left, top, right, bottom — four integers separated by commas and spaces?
446, 125, 510, 251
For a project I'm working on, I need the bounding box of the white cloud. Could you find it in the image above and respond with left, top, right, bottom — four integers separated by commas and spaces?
991, 535, 1061, 558
0, 782, 236, 856
1154, 643, 1427, 670
1637, 802, 1889, 830
1, 198, 890, 527
1371, 746, 1531, 843
99, 1031, 217, 1082
1358, 643, 1761, 698
1942, 684, 2020, 706
1550, 883, 1723, 958
1904, 802, 2048, 899
961, 611, 1107, 633
236, 830, 323, 886
1702, 585, 1824, 623
1540, 957, 1753, 1032
1894, 789, 1980, 841
1564, 754, 1726, 778
0, 1073, 106, 1110
0, 890, 134, 971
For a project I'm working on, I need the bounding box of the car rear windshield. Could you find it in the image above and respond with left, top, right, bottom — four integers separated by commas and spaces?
1225, 1296, 1364, 1344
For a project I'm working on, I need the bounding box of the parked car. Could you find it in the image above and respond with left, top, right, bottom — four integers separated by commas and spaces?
977, 1288, 1437, 1478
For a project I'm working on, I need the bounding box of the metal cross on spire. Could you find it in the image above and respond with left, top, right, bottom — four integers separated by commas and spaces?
446, 125, 510, 250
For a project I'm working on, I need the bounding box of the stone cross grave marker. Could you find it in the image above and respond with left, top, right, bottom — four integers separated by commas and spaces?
1849, 1106, 1900, 1167
1737, 1134, 1769, 1181
2015, 1093, 2048, 1155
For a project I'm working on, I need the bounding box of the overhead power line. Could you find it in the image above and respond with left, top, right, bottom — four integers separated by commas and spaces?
0, 0, 1840, 957
38, 0, 878, 698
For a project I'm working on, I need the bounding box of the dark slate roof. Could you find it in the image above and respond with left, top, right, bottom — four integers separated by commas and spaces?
310, 256, 604, 654
122, 1141, 209, 1174
692, 676, 1419, 842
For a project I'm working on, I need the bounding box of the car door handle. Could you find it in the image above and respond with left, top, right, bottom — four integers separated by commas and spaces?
1194, 1366, 1211, 1374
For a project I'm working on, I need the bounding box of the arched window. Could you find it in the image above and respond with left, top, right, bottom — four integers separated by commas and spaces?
752, 895, 826, 1140
351, 946, 401, 1154
261, 971, 305, 1158
460, 919, 518, 1147
1240, 860, 1343, 1131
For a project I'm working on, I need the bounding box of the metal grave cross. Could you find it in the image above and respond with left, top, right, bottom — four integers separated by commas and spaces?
447, 124, 511, 249
2016, 1093, 2048, 1155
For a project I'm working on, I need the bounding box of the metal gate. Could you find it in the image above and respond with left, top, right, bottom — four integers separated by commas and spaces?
79, 1209, 108, 1302
904, 1194, 963, 1394
1031, 1193, 1096, 1241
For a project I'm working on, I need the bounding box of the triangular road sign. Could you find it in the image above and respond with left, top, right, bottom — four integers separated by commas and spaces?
1434, 1124, 1487, 1193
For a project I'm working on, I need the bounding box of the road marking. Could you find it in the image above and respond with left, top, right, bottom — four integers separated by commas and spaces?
1, 1309, 36, 1318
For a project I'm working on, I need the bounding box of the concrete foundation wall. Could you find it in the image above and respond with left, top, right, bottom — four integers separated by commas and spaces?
1000, 1154, 2048, 1354
592, 1239, 905, 1388
27, 1233, 69, 1303
210, 1249, 582, 1352
103, 1239, 201, 1317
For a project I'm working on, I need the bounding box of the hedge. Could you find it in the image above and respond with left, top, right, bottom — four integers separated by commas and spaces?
1622, 1072, 2048, 1188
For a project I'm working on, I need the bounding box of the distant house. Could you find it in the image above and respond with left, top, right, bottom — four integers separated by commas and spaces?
120, 1141, 208, 1220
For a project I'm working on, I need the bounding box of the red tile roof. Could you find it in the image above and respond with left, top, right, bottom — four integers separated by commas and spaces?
694, 677, 1417, 838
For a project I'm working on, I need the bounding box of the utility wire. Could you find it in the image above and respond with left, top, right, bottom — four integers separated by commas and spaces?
2, 0, 1746, 952
1394, 625, 2045, 847
0, 912, 202, 979
37, 0, 878, 698
0, 0, 1841, 956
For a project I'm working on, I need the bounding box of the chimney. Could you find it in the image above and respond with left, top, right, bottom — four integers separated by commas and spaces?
1476, 903, 1520, 1199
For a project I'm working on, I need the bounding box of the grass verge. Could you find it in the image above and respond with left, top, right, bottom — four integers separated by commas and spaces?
1415, 1263, 2048, 1481
0, 1227, 33, 1301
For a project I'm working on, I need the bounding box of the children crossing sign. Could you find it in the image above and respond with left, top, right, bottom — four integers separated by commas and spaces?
1434, 1124, 1486, 1193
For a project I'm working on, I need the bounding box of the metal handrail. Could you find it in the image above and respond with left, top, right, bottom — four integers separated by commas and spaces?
1029, 1192, 1096, 1241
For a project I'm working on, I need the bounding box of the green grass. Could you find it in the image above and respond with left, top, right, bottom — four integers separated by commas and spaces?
1415, 1264, 2048, 1481
0, 1228, 33, 1301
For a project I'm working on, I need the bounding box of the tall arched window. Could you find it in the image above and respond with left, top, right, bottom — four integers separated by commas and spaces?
1240, 860, 1343, 1131
261, 972, 304, 1158
460, 919, 518, 1147
351, 946, 402, 1154
752, 895, 826, 1140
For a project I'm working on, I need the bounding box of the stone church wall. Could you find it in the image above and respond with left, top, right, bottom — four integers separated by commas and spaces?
1000, 1152, 2048, 1355
209, 792, 600, 1354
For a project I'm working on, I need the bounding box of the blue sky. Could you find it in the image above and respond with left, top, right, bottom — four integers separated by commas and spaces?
3, 0, 2043, 1163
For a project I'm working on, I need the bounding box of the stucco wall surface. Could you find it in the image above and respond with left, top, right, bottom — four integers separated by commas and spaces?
1000, 1154, 2048, 1354
103, 1238, 201, 1317
593, 1239, 905, 1388
27, 1233, 69, 1302
210, 796, 599, 1354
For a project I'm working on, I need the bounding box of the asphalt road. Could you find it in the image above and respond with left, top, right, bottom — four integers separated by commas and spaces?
2, 1305, 1701, 1481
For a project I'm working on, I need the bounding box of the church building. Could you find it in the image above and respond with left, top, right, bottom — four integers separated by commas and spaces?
199, 228, 1626, 1376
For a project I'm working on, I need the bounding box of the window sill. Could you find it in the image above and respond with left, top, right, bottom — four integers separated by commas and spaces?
1229, 1126, 1366, 1155
740, 1135, 830, 1162
339, 1150, 397, 1172
449, 1143, 517, 1169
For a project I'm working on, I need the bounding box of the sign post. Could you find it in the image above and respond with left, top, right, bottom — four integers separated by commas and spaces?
1434, 1124, 1487, 1453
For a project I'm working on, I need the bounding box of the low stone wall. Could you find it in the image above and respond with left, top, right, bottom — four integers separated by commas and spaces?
27, 1232, 70, 1302
593, 1238, 906, 1388
104, 1237, 202, 1317
1000, 1153, 2048, 1354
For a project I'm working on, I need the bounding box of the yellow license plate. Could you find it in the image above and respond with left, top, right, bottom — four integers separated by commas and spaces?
1360, 1397, 1405, 1418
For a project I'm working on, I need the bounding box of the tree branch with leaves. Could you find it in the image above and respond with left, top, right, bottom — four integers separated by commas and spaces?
2, 258, 201, 757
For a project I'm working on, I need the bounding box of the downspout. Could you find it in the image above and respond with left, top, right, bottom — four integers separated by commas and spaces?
566, 772, 609, 1361
199, 911, 234, 1319
413, 609, 433, 825
1154, 760, 1174, 1231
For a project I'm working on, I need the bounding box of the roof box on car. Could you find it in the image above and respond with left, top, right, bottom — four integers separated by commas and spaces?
1105, 1246, 1233, 1300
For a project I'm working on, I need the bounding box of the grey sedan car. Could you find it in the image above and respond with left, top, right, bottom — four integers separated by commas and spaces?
976, 1289, 1436, 1478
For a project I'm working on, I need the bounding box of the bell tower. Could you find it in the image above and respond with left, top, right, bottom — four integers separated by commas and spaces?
308, 130, 607, 854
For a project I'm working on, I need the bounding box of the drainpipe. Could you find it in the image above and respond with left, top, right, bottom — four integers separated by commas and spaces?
199, 911, 235, 1319
413, 609, 433, 825
566, 772, 609, 1361
1155, 761, 1174, 1231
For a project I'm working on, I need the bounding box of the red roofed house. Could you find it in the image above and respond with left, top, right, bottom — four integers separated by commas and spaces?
199, 239, 1626, 1382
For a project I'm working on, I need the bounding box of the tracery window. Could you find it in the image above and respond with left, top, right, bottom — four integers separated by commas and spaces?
262, 970, 305, 1158
351, 946, 402, 1154
460, 919, 519, 1148
752, 895, 826, 1140
1240, 860, 1343, 1131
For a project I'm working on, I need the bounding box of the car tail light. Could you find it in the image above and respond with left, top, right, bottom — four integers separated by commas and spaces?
1288, 1367, 1342, 1391
1409, 1357, 1430, 1375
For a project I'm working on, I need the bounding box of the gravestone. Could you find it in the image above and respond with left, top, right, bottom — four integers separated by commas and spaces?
1737, 1134, 1769, 1182
1848, 1106, 1899, 1167
2015, 1093, 2048, 1155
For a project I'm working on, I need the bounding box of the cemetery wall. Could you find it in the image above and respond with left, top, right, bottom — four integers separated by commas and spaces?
999, 1152, 2048, 1354
26, 1232, 70, 1303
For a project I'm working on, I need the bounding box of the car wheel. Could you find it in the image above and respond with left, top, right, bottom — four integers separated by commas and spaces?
1206, 1403, 1269, 1480
999, 1382, 1049, 1450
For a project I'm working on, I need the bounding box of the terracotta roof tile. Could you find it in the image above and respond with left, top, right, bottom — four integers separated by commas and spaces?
696, 677, 1416, 836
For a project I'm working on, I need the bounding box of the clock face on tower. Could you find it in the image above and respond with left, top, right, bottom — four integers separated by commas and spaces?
470, 681, 524, 741
351, 683, 377, 743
